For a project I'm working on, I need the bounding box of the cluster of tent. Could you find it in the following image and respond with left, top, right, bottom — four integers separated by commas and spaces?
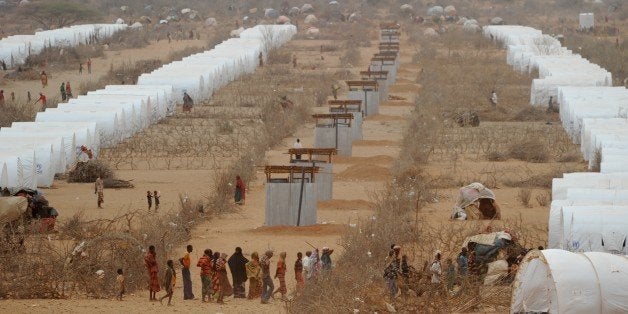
485, 25, 628, 313
0, 24, 127, 68
0, 24, 297, 191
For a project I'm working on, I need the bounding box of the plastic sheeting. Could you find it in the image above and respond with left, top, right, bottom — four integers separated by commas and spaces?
512, 249, 628, 313
0, 24, 127, 68
0, 150, 37, 190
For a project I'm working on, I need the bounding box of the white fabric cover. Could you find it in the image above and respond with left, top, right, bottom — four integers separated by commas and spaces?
512, 249, 628, 313
0, 150, 36, 189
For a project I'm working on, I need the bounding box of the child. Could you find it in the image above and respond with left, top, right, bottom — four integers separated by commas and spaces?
153, 191, 160, 210
146, 191, 153, 210
159, 260, 176, 305
116, 269, 125, 301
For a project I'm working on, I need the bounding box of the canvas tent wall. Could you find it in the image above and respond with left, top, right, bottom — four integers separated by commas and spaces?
35, 110, 121, 148
0, 150, 37, 190
9, 121, 98, 158
549, 205, 628, 254
60, 100, 139, 137
511, 249, 628, 314
0, 161, 7, 189
551, 173, 628, 199
0, 129, 70, 173
0, 140, 55, 187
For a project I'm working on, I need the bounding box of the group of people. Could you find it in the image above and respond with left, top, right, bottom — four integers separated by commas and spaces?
59, 81, 74, 101
139, 244, 334, 306
146, 190, 161, 211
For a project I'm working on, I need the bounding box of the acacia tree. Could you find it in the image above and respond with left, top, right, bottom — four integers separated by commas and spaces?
19, 1, 101, 30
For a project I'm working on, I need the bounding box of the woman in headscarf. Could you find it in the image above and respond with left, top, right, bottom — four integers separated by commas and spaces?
144, 245, 160, 301
245, 251, 262, 299
235, 175, 246, 205
272, 252, 287, 300
228, 247, 249, 298
211, 252, 223, 303
294, 252, 304, 292
216, 252, 233, 303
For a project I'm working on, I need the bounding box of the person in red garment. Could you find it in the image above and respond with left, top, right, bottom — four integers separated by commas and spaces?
144, 245, 161, 301
235, 175, 246, 205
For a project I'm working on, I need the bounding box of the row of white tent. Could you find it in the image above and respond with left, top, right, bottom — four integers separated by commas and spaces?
0, 24, 128, 68
484, 25, 613, 107
486, 25, 628, 313
0, 24, 297, 190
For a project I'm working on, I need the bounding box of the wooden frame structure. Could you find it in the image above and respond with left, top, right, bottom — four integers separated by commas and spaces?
328, 99, 362, 113
288, 148, 337, 163
379, 42, 400, 53
264, 165, 319, 183
312, 113, 354, 127
360, 70, 389, 80
371, 56, 397, 66
346, 80, 378, 91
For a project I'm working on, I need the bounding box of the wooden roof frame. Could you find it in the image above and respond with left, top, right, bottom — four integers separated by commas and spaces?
288, 148, 337, 163
328, 100, 362, 113
312, 113, 354, 127
346, 80, 378, 91
360, 70, 389, 80
264, 165, 319, 183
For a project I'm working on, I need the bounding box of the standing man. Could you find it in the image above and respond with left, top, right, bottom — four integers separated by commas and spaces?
65, 82, 73, 99
260, 250, 274, 304
40, 71, 48, 88
302, 251, 312, 282
60, 82, 66, 102
94, 176, 104, 208
228, 247, 249, 298
180, 245, 195, 300
321, 247, 334, 270
87, 58, 92, 74
331, 84, 340, 100
79, 62, 83, 74
293, 138, 303, 160
235, 175, 246, 205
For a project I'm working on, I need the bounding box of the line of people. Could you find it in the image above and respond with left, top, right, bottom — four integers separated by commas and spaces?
140, 244, 334, 306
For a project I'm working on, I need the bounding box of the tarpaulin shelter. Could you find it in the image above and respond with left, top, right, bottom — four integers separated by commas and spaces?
452, 182, 501, 220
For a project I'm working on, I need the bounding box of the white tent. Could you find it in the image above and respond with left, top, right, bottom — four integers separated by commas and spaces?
0, 141, 53, 187
0, 128, 69, 175
512, 249, 628, 313
35, 109, 122, 148
0, 161, 7, 189
0, 150, 37, 190
551, 173, 628, 199
549, 205, 628, 254
10, 121, 98, 158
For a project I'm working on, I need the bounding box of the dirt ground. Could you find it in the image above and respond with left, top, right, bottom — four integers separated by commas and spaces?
0, 20, 578, 314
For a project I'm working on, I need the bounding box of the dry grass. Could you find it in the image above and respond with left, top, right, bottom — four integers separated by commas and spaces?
535, 191, 550, 207
508, 138, 549, 163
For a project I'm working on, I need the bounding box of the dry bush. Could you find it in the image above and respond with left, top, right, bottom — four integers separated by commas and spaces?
106, 29, 150, 50
535, 192, 550, 207
24, 45, 104, 68
486, 149, 507, 162
268, 49, 292, 65
339, 43, 361, 67
511, 107, 550, 122
507, 138, 549, 163
67, 160, 114, 183
0, 101, 37, 127
518, 188, 532, 208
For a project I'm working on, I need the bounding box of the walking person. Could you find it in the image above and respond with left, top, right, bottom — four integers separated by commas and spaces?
79, 62, 83, 74
146, 191, 153, 210
430, 251, 443, 294
246, 252, 262, 299
60, 82, 66, 102
211, 252, 224, 303
260, 250, 274, 304
153, 191, 160, 210
180, 245, 195, 300
159, 260, 176, 306
9, 91, 14, 102
144, 245, 161, 301
294, 252, 305, 292
321, 247, 333, 270
235, 175, 246, 205
37, 92, 47, 111
40, 71, 48, 88
27, 91, 31, 102
65, 81, 73, 99
0, 90, 4, 107
94, 176, 104, 208
383, 250, 399, 300
228, 247, 249, 298
331, 84, 340, 100
272, 252, 287, 301
197, 249, 213, 302
116, 268, 125, 301
489, 90, 498, 106
87, 58, 92, 74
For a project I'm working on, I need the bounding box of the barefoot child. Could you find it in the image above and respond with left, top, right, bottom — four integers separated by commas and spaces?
116, 269, 125, 300
160, 260, 176, 305
146, 191, 153, 210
